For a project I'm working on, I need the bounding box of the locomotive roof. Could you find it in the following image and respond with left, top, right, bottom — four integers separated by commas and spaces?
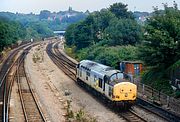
79, 60, 120, 77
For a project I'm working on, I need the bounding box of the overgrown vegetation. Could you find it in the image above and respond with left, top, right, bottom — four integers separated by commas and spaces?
65, 2, 142, 66
139, 3, 180, 95
65, 100, 97, 122
65, 2, 180, 96
32, 46, 44, 63
0, 17, 26, 51
76, 45, 139, 68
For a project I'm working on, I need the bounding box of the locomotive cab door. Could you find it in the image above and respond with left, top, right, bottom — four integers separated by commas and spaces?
103, 76, 108, 91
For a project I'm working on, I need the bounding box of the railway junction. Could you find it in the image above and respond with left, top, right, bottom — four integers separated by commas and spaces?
0, 38, 180, 122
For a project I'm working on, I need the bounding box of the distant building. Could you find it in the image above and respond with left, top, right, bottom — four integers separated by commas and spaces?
85, 10, 90, 15
120, 61, 143, 76
119, 61, 143, 82
138, 16, 146, 22
48, 17, 53, 21
68, 6, 73, 12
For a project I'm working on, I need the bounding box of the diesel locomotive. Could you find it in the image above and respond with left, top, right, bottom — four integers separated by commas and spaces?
76, 60, 137, 107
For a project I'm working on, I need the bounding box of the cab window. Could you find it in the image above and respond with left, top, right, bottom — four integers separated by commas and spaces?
110, 74, 116, 81
110, 73, 123, 81
109, 87, 113, 97
98, 78, 103, 88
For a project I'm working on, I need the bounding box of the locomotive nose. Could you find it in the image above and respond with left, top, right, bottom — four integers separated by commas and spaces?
113, 82, 137, 101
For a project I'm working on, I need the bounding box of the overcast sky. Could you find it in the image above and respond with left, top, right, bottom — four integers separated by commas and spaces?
1, 0, 179, 14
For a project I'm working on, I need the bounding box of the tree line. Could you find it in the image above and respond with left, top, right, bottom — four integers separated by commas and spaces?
65, 3, 143, 66
65, 3, 142, 50
0, 17, 26, 51
65, 2, 180, 95
139, 3, 180, 93
0, 9, 88, 51
0, 16, 54, 52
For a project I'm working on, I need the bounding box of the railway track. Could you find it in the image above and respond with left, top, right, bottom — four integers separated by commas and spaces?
0, 43, 46, 122
53, 42, 76, 70
120, 109, 146, 122
46, 43, 76, 81
46, 41, 148, 122
137, 98, 180, 122
0, 43, 32, 122
16, 48, 46, 122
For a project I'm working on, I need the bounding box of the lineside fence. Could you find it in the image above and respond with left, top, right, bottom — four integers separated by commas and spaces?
136, 81, 180, 115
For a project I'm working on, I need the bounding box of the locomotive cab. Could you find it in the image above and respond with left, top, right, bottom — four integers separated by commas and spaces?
107, 72, 137, 103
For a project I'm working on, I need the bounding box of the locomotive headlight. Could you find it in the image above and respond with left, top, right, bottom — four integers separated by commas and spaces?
119, 89, 124, 93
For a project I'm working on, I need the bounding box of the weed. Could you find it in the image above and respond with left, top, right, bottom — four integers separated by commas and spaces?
66, 100, 74, 119
65, 100, 97, 122
75, 109, 85, 121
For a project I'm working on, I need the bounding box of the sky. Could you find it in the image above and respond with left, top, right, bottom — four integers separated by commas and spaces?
1, 0, 179, 14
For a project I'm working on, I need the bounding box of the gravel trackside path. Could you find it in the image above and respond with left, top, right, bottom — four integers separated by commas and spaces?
25, 42, 125, 122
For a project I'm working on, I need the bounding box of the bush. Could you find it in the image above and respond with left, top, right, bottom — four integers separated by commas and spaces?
141, 68, 174, 95
175, 91, 180, 98
76, 45, 139, 68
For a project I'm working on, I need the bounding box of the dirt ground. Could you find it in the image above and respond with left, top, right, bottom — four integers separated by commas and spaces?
25, 41, 125, 122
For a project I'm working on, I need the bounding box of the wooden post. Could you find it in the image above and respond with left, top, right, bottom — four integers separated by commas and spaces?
167, 96, 170, 107
142, 84, 144, 95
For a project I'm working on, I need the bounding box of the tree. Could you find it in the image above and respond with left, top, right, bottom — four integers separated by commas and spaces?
64, 23, 76, 46
26, 21, 54, 38
0, 17, 27, 51
140, 4, 180, 69
109, 3, 134, 19
0, 21, 8, 51
105, 18, 142, 46
65, 2, 142, 49
73, 21, 92, 50
39, 10, 51, 20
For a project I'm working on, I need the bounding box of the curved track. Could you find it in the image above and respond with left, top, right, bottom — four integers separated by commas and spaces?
46, 42, 76, 81
0, 43, 47, 122
16, 47, 46, 122
46, 41, 148, 122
